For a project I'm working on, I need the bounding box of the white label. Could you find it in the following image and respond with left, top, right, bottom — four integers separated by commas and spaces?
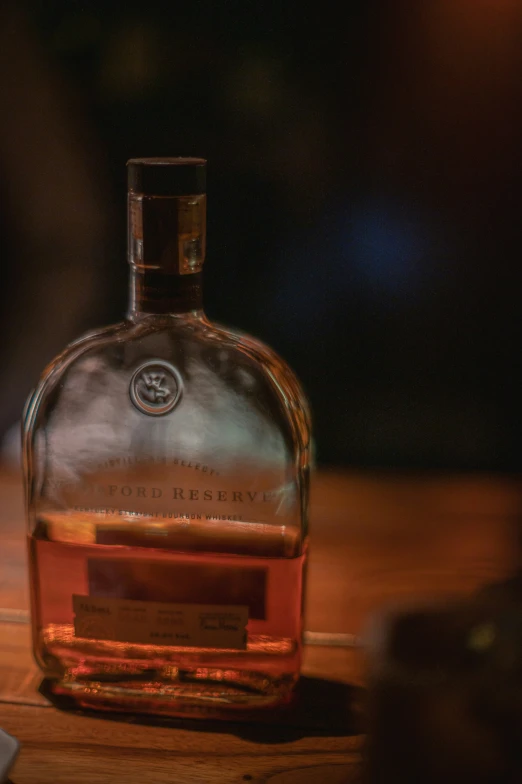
73, 595, 248, 650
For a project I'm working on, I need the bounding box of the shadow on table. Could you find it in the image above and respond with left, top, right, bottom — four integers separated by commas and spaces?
38, 676, 365, 744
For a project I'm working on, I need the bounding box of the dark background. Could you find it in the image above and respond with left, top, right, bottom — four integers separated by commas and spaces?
1, 0, 522, 471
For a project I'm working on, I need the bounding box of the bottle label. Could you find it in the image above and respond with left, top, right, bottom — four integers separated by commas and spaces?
44, 453, 298, 527
72, 594, 248, 650
86, 557, 267, 619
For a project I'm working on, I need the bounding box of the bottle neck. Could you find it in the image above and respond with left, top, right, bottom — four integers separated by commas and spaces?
127, 192, 206, 318
128, 268, 203, 317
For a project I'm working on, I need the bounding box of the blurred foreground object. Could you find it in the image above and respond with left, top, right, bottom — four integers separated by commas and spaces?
365, 576, 522, 783
0, 728, 19, 784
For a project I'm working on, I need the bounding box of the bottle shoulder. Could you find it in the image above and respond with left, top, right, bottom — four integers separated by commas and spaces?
203, 319, 312, 432
24, 315, 311, 455
29, 315, 297, 379
49, 315, 308, 408
24, 321, 128, 419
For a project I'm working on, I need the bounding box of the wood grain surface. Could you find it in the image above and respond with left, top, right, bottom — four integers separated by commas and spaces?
1, 466, 521, 783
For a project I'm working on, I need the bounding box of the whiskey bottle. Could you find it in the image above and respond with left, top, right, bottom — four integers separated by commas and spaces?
23, 158, 311, 719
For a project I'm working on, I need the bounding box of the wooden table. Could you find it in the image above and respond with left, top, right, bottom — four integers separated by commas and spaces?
1, 466, 521, 783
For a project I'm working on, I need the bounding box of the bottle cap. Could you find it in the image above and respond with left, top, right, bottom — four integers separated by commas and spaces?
127, 157, 206, 196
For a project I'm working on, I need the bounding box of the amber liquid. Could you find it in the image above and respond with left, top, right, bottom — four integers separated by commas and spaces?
29, 514, 306, 718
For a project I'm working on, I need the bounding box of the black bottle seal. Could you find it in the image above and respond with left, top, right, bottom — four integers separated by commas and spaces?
127, 158, 206, 196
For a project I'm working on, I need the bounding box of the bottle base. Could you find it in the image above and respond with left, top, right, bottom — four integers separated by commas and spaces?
46, 667, 297, 720
35, 625, 301, 719
34, 624, 301, 719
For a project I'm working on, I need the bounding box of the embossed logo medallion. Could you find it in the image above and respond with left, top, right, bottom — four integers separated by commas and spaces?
129, 360, 182, 416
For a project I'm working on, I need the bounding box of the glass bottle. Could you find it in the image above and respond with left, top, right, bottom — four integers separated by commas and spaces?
23, 158, 311, 719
